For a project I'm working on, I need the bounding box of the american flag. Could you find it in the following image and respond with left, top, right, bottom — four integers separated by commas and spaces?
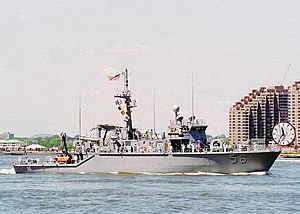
108, 73, 121, 81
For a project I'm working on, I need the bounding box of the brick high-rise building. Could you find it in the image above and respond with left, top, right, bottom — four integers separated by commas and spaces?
229, 86, 288, 145
288, 80, 300, 146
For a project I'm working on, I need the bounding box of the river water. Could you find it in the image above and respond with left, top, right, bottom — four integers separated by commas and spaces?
0, 155, 299, 214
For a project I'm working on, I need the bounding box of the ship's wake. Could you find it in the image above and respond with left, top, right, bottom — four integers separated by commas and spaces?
104, 171, 269, 176
229, 171, 269, 176
277, 158, 300, 163
0, 168, 16, 175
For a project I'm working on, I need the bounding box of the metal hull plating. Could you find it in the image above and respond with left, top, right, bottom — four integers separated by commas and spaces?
14, 150, 280, 174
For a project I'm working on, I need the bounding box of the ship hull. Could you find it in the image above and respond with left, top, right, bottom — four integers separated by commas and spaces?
14, 150, 281, 174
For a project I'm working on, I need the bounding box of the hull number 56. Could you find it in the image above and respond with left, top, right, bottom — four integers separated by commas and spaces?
230, 154, 247, 164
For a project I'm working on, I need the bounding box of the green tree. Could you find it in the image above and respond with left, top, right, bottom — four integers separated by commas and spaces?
28, 135, 61, 148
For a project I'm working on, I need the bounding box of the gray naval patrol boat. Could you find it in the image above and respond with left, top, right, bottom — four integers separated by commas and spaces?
14, 69, 281, 174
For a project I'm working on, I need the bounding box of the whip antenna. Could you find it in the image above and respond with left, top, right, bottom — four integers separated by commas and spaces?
281, 64, 291, 85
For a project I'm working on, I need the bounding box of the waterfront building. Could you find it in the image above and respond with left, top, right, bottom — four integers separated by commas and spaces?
229, 85, 288, 145
288, 80, 300, 146
0, 139, 26, 151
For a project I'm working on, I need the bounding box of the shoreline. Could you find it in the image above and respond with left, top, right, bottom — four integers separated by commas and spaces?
0, 151, 57, 156
279, 153, 300, 158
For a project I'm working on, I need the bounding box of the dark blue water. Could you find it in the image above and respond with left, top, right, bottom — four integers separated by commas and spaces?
0, 156, 299, 214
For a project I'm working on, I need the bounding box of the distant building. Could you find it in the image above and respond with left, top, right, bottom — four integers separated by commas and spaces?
0, 132, 15, 140
288, 80, 300, 146
229, 85, 288, 145
0, 139, 26, 151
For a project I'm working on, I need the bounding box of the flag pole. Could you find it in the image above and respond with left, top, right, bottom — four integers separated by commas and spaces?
191, 73, 195, 122
153, 88, 156, 135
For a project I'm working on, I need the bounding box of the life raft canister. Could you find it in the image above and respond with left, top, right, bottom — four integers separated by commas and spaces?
54, 156, 69, 162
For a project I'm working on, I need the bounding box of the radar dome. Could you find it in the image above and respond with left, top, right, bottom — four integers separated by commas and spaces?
173, 105, 180, 112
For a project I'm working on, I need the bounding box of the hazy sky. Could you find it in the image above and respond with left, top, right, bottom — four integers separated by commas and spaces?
1, 0, 300, 137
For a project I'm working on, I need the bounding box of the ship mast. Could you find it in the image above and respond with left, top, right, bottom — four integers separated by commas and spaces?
79, 95, 82, 139
191, 73, 195, 124
153, 89, 156, 135
114, 69, 136, 139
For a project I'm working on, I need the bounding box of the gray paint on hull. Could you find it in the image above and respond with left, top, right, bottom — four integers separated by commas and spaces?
14, 151, 281, 174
